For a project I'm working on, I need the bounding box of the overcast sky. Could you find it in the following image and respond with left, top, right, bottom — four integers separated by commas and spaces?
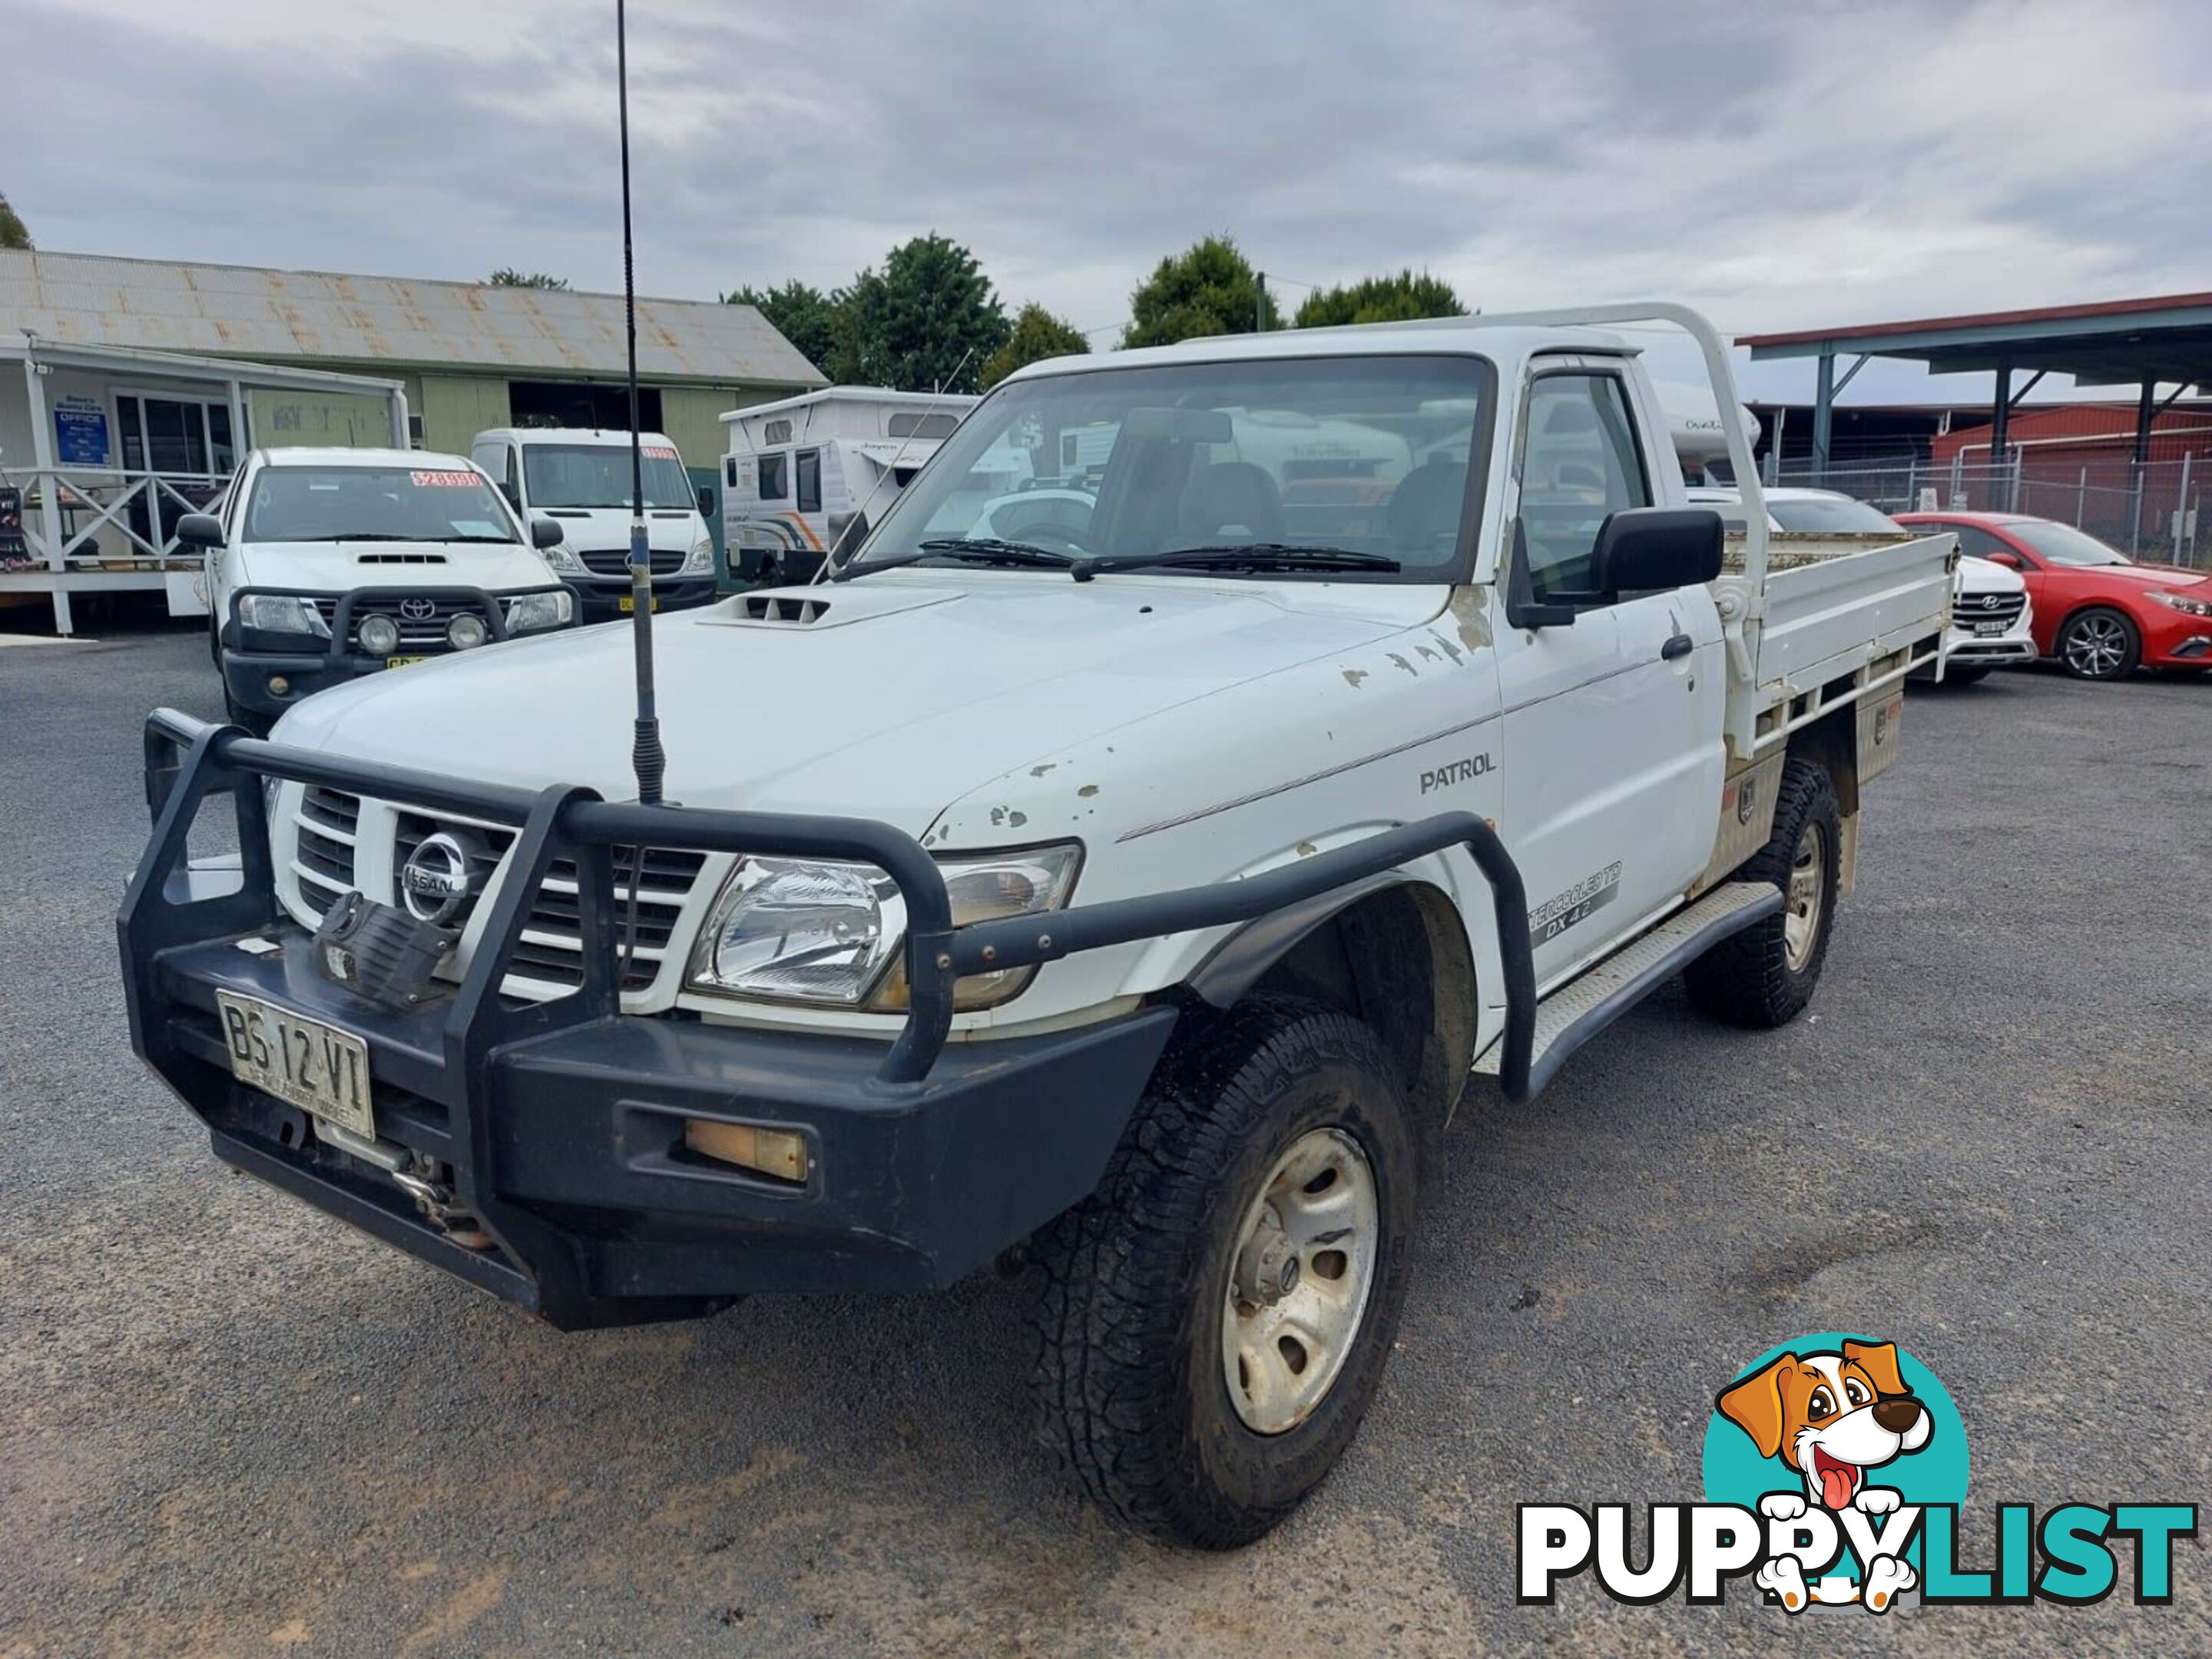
8, 0, 2210, 404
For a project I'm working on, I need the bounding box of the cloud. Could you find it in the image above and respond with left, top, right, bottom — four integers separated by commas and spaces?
6, 0, 2210, 401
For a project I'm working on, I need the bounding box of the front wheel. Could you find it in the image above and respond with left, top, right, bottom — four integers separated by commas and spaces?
1029, 995, 1419, 1548
1685, 755, 1841, 1028
2057, 608, 2139, 680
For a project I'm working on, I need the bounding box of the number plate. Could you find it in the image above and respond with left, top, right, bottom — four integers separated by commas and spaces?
384, 655, 427, 669
618, 595, 659, 614
214, 991, 375, 1138
1972, 620, 2008, 636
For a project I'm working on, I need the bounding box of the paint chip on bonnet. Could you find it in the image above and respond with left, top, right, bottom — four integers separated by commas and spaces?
1342, 668, 1369, 687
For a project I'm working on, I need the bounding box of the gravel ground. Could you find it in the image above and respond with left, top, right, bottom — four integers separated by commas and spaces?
1, 623, 2206, 1657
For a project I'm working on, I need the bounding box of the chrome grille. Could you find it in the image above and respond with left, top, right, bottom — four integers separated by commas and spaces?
1954, 592, 2025, 625
276, 787, 708, 998
515, 846, 708, 993
291, 786, 359, 914
575, 548, 686, 577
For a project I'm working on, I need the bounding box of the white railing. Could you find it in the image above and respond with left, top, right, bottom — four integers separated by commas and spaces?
3, 466, 227, 568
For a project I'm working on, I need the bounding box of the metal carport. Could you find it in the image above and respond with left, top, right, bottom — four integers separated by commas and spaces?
1740, 291, 2212, 498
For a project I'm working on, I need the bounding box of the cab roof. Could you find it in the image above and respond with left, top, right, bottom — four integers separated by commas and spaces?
255, 445, 475, 470
1000, 318, 1637, 386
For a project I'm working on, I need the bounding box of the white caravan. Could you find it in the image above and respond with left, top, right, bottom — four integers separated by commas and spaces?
469, 428, 718, 622
720, 387, 978, 584
177, 446, 575, 733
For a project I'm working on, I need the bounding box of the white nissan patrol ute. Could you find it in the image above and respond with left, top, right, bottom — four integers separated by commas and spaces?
179, 447, 577, 733
122, 306, 1956, 1549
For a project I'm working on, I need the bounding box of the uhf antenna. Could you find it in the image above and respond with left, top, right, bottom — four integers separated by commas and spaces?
617, 0, 665, 805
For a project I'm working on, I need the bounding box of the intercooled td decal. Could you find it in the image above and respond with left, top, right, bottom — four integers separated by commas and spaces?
1529, 863, 1622, 945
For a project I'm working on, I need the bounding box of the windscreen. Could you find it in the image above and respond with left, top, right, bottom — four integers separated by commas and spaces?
1767, 495, 1902, 534
243, 466, 519, 544
2008, 520, 2131, 567
522, 443, 694, 510
853, 354, 1495, 581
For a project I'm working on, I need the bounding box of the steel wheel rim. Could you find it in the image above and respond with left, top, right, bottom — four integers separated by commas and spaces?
1220, 1127, 1380, 1435
1783, 820, 1826, 972
2065, 614, 2126, 677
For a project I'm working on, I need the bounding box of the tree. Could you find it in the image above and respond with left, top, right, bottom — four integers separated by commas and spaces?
1124, 235, 1266, 349
486, 268, 569, 290
979, 303, 1089, 389
724, 280, 843, 376
832, 234, 1009, 393
1293, 270, 1467, 329
0, 192, 31, 251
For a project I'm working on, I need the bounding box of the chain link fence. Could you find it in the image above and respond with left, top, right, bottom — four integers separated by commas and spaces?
1765, 454, 2207, 568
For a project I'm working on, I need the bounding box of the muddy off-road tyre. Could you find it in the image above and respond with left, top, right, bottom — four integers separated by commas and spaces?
1685, 754, 1842, 1029
1028, 995, 1419, 1548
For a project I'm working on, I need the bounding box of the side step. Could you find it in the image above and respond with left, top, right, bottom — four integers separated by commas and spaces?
1472, 879, 1783, 1098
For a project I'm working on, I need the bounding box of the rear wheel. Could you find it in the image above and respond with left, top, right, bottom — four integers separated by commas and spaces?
2057, 608, 2139, 680
1029, 995, 1419, 1548
1685, 756, 1841, 1028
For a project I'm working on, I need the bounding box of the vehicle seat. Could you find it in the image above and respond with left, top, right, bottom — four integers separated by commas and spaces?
1385, 462, 1469, 560
1177, 461, 1283, 542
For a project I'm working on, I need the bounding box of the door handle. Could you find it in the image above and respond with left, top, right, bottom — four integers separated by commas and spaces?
1661, 632, 1694, 661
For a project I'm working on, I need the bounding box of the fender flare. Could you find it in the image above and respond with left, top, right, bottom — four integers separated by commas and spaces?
1184, 873, 1411, 1008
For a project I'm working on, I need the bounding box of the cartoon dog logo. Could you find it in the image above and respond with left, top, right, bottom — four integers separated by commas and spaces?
1717, 1338, 1932, 1611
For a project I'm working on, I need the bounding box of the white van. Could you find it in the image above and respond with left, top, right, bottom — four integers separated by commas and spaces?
720, 388, 978, 584
469, 428, 718, 621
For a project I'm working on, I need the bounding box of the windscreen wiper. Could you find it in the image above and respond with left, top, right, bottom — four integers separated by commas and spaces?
1084, 543, 1403, 577
300, 533, 415, 542
833, 537, 1082, 580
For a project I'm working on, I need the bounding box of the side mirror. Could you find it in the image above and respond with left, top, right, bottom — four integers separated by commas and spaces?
1591, 507, 1724, 596
530, 518, 565, 551
697, 486, 715, 518
175, 512, 225, 550
1984, 550, 2024, 570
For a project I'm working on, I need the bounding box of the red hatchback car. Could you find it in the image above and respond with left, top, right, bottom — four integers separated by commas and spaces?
1896, 512, 2212, 681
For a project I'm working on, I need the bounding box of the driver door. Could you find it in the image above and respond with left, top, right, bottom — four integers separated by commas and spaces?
1493, 365, 1726, 987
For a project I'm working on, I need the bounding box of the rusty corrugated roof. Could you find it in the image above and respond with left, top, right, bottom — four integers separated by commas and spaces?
0, 250, 825, 387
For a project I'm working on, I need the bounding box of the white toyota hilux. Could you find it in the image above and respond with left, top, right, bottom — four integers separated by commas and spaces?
180, 447, 577, 733
123, 306, 1955, 1549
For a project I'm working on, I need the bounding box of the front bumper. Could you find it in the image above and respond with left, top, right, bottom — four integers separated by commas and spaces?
137, 924, 1176, 1323
567, 574, 719, 623
1942, 623, 2038, 667
220, 584, 574, 717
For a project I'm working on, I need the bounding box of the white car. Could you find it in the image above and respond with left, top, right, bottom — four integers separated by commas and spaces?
127, 306, 1955, 1548
179, 448, 575, 733
1688, 485, 2035, 681
469, 427, 718, 621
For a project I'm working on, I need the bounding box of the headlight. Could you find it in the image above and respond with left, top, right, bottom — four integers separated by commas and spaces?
237, 594, 330, 639
357, 613, 400, 657
687, 843, 1081, 1011
681, 535, 715, 575
505, 590, 574, 633
2147, 588, 2212, 618
538, 538, 585, 574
